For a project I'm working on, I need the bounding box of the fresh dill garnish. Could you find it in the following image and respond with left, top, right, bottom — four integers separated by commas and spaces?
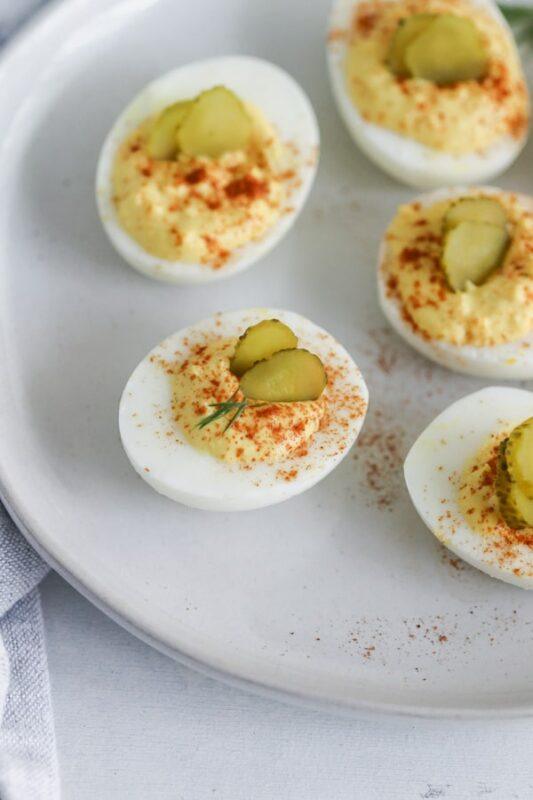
197, 397, 268, 432
197, 396, 269, 433
498, 4, 533, 48
197, 400, 248, 431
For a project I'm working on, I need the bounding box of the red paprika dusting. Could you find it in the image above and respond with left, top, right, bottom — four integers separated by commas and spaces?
225, 174, 268, 200
400, 246, 426, 265
277, 468, 299, 482
382, 191, 533, 348
356, 11, 378, 35
327, 27, 347, 43
353, 408, 405, 512
113, 114, 301, 271
185, 167, 207, 184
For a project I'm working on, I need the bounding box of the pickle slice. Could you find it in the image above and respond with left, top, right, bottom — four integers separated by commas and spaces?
387, 14, 436, 77
444, 197, 508, 232
404, 14, 488, 84
176, 86, 252, 158
239, 349, 327, 402
230, 319, 298, 378
147, 100, 193, 160
506, 417, 533, 498
497, 438, 533, 529
441, 221, 509, 292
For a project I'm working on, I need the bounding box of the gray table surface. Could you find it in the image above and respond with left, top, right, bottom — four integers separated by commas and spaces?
41, 571, 533, 799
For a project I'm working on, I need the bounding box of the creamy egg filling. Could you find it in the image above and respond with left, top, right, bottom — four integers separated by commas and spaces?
345, 0, 528, 155
382, 193, 533, 347
112, 106, 294, 268
170, 339, 326, 464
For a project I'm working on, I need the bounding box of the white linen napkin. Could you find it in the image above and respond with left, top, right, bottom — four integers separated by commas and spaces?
0, 1, 60, 797
0, 508, 59, 800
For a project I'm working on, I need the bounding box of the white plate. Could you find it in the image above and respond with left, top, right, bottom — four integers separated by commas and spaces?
0, 0, 532, 718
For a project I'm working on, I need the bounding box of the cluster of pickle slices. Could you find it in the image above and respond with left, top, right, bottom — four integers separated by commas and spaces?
198, 320, 327, 433
147, 86, 252, 161
440, 197, 510, 292
387, 13, 489, 84
496, 417, 533, 529
230, 319, 327, 402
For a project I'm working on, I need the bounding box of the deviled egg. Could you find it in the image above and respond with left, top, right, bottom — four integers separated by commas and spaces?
119, 309, 368, 511
405, 387, 533, 589
96, 57, 319, 283
327, 0, 529, 188
378, 187, 533, 379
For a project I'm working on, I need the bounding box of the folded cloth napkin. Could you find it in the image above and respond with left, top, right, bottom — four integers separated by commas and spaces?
0, 507, 59, 800
0, 5, 60, 799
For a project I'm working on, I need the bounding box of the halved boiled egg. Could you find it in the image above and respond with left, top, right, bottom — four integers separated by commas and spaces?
119, 309, 368, 511
327, 0, 529, 188
378, 186, 533, 380
96, 57, 319, 284
405, 387, 533, 589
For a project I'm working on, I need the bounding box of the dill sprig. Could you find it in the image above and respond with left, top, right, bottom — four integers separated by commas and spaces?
197, 400, 250, 432
197, 396, 269, 433
499, 4, 533, 48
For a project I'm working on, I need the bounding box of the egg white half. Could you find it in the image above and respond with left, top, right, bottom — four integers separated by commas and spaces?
96, 57, 319, 284
405, 386, 533, 589
378, 186, 533, 380
327, 0, 528, 189
119, 309, 369, 511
